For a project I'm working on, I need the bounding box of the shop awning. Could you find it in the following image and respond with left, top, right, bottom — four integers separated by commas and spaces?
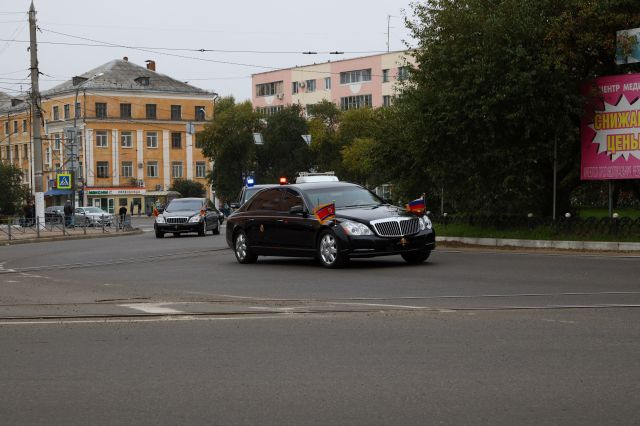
144, 191, 182, 197
44, 189, 72, 197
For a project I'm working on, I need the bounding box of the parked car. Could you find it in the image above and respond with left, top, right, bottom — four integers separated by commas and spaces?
225, 181, 436, 268
74, 207, 114, 226
230, 184, 278, 210
44, 206, 65, 223
154, 198, 221, 238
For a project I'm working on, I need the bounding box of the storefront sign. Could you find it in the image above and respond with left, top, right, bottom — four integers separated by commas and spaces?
581, 73, 640, 180
86, 188, 146, 196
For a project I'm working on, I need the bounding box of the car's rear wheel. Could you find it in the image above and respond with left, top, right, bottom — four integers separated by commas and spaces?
317, 230, 348, 268
234, 231, 257, 264
155, 229, 164, 238
401, 248, 431, 264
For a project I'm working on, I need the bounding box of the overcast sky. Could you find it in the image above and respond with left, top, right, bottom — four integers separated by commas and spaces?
1, 0, 416, 101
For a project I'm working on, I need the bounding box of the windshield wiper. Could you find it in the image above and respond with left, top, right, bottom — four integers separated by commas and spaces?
341, 203, 380, 208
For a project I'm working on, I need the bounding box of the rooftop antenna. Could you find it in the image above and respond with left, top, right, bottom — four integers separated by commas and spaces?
386, 14, 399, 52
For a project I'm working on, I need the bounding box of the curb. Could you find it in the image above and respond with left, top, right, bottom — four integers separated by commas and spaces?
1, 229, 143, 246
436, 236, 640, 252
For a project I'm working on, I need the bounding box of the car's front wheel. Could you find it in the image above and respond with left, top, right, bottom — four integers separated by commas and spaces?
198, 221, 206, 236
317, 230, 348, 268
401, 248, 431, 264
234, 231, 257, 264
155, 229, 164, 238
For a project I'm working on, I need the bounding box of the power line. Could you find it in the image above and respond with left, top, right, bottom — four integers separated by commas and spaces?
0, 37, 385, 55
38, 27, 411, 78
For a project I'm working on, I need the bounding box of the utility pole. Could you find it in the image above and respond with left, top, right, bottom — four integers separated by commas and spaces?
387, 15, 391, 53
6, 111, 11, 164
29, 1, 45, 228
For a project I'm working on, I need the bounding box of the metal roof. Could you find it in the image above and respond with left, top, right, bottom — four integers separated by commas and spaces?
43, 59, 212, 97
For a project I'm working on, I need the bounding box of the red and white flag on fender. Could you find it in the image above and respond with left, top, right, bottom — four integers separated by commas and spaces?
314, 202, 335, 224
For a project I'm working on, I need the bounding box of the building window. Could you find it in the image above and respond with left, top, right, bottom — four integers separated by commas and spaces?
121, 161, 133, 178
383, 95, 393, 107
306, 79, 316, 92
52, 106, 60, 121
398, 66, 411, 81
147, 161, 158, 178
382, 69, 389, 83
120, 103, 132, 119
324, 77, 331, 90
171, 161, 183, 178
22, 119, 27, 133
292, 81, 299, 94
77, 161, 83, 178
196, 161, 206, 178
54, 133, 61, 150
256, 105, 284, 116
121, 131, 133, 148
75, 102, 81, 118
146, 104, 156, 119
146, 131, 158, 148
95, 130, 108, 147
256, 81, 283, 97
340, 69, 372, 84
45, 147, 50, 164
64, 104, 70, 119
171, 132, 182, 149
4, 122, 7, 134
96, 161, 109, 178
170, 105, 182, 120
24, 144, 28, 158
195, 106, 206, 121
13, 120, 18, 134
55, 163, 61, 173
340, 94, 372, 110
95, 103, 107, 118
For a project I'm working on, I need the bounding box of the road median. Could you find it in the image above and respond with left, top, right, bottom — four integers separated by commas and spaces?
437, 235, 640, 252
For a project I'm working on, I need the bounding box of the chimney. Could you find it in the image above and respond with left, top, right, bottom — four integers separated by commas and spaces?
123, 56, 128, 62
145, 60, 156, 72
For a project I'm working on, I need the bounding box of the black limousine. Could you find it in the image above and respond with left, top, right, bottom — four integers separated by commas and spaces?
225, 182, 435, 268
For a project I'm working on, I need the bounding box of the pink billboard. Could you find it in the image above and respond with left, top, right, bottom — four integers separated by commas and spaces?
581, 73, 640, 180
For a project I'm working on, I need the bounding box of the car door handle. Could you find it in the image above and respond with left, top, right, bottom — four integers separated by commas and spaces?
276, 219, 285, 223
248, 218, 255, 222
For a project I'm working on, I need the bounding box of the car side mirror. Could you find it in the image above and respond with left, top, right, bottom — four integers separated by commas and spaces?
289, 205, 306, 216
230, 202, 240, 209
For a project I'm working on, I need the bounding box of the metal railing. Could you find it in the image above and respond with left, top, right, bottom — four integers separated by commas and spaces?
430, 213, 640, 239
0, 214, 135, 241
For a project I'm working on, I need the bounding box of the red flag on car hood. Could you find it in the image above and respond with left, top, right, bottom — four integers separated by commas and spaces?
314, 202, 336, 224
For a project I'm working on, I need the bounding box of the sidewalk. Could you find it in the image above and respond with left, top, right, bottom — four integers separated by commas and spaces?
0, 224, 141, 245
437, 235, 640, 252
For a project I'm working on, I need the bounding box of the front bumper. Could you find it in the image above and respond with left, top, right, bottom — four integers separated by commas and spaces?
155, 221, 203, 233
338, 229, 436, 258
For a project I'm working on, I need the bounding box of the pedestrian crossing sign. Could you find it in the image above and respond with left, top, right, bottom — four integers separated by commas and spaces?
57, 173, 72, 189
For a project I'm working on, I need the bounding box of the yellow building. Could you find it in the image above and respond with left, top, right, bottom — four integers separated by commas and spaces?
0, 58, 215, 214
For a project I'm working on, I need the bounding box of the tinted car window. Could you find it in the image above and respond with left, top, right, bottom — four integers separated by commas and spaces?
305, 186, 383, 208
281, 188, 304, 212
166, 199, 203, 212
247, 189, 281, 211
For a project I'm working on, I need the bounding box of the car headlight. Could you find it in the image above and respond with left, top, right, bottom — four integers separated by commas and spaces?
419, 215, 432, 231
188, 215, 203, 223
340, 219, 373, 236
155, 216, 165, 224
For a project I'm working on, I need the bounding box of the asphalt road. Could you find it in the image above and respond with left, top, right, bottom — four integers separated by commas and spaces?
1, 221, 639, 424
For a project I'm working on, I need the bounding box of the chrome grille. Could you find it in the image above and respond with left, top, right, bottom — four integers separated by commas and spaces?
166, 217, 188, 224
371, 217, 420, 237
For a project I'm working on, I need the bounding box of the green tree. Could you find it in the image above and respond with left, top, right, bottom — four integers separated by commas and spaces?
198, 97, 261, 202
169, 179, 205, 198
401, 0, 640, 216
257, 105, 311, 182
0, 162, 30, 216
341, 137, 377, 185
308, 100, 342, 173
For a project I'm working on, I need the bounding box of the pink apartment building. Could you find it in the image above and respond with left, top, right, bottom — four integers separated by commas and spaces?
251, 50, 415, 114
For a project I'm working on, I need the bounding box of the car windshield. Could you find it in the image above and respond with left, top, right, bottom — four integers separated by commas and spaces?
243, 187, 262, 203
84, 207, 105, 213
166, 199, 202, 212
305, 186, 383, 209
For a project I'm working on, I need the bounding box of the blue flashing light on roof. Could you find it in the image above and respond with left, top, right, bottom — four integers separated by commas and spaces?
246, 177, 255, 187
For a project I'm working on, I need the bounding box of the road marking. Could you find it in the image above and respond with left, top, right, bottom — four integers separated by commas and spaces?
4, 280, 19, 283
119, 303, 183, 314
331, 302, 428, 309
